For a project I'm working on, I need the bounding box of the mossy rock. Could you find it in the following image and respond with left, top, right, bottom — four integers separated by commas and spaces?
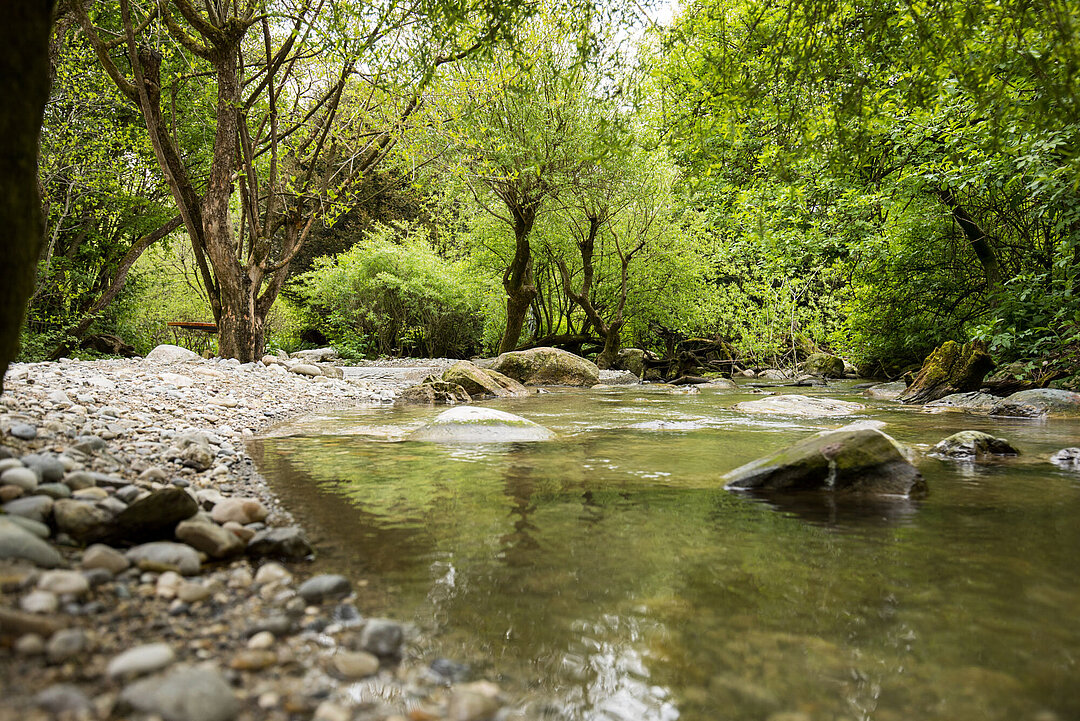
396, 382, 471, 406
441, 361, 528, 399
492, 347, 599, 387
931, 430, 1019, 459
898, 340, 994, 404
803, 353, 846, 378
723, 428, 926, 497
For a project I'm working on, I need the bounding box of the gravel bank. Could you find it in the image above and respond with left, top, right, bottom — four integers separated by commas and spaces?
0, 346, 513, 721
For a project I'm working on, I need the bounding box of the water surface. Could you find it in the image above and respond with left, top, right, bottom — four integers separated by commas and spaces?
249, 383, 1080, 721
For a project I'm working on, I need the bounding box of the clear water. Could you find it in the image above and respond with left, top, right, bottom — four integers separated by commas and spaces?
249, 383, 1080, 721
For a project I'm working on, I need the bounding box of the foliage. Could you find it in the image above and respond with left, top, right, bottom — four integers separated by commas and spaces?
293, 225, 487, 358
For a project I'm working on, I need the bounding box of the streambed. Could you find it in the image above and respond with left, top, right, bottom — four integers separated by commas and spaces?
250, 382, 1080, 721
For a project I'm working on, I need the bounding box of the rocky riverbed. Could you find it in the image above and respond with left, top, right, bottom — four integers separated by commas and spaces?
0, 346, 513, 721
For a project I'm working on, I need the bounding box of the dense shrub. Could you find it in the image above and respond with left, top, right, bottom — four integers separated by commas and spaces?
292, 225, 486, 359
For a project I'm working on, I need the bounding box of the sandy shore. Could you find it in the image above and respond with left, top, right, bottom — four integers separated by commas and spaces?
0, 346, 508, 721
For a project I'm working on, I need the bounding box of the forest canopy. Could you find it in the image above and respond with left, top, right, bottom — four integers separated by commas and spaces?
19, 0, 1080, 384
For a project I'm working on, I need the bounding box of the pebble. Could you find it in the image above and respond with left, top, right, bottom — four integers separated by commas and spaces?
34, 684, 93, 716
247, 630, 276, 649
126, 541, 201, 575
447, 681, 503, 721
247, 526, 313, 559
46, 628, 90, 663
298, 574, 352, 603
10, 422, 38, 440
20, 590, 59, 614
106, 642, 176, 678
37, 569, 91, 596
176, 518, 244, 558
254, 561, 292, 586
177, 580, 212, 603
330, 649, 380, 679
82, 543, 130, 573
1, 465, 38, 491
360, 618, 404, 657
15, 633, 45, 655
156, 570, 184, 598
230, 649, 278, 671
210, 496, 269, 525
0, 517, 62, 567
3, 494, 54, 523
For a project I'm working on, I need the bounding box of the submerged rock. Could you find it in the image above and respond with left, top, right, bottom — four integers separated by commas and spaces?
410, 406, 556, 443
491, 347, 599, 387
723, 428, 926, 497
932, 431, 1019, 459
1051, 447, 1080, 467
988, 388, 1080, 418
735, 394, 865, 417
442, 361, 529, 398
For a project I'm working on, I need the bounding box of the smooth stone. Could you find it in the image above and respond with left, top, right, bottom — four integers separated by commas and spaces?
864, 381, 907, 400
159, 372, 195, 387
82, 543, 130, 573
736, 394, 865, 417
330, 650, 379, 679
0, 485, 23, 501
210, 497, 268, 525
298, 574, 351, 603
15, 633, 45, 655
3, 495, 54, 523
491, 347, 600, 387
0, 517, 62, 567
46, 628, 89, 663
289, 364, 322, 377
925, 391, 1001, 412
177, 581, 211, 603
254, 562, 292, 586
107, 643, 176, 679
246, 527, 313, 560
932, 430, 1020, 459
125, 542, 201, 576
442, 361, 529, 399
175, 518, 244, 558
72, 434, 107, 453
0, 607, 64, 638
723, 428, 926, 497
61, 471, 97, 490
53, 499, 113, 542
35, 482, 72, 499
21, 454, 65, 483
34, 684, 93, 716
1, 466, 38, 492
20, 590, 59, 614
247, 631, 276, 649
989, 388, 1080, 418
360, 618, 404, 657
156, 571, 184, 599
10, 423, 38, 440
410, 406, 556, 443
143, 344, 201, 363
119, 666, 241, 721
447, 681, 503, 721
223, 521, 255, 542
113, 488, 199, 541
230, 649, 278, 670
4, 514, 50, 539
37, 569, 91, 596
71, 486, 109, 500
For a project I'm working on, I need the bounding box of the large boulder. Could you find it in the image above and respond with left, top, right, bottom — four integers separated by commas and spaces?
396, 381, 471, 406
988, 388, 1080, 418
143, 344, 200, 363
863, 381, 907, 401
925, 391, 1001, 412
491, 348, 599, 387
898, 340, 994, 404
723, 428, 926, 497
932, 430, 1019, 459
410, 407, 556, 443
612, 348, 646, 378
803, 353, 846, 378
442, 361, 529, 399
735, 395, 865, 417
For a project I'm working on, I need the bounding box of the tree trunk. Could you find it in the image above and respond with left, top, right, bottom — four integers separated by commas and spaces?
937, 187, 1002, 294
217, 289, 265, 362
897, 340, 995, 404
596, 321, 623, 370
0, 1, 55, 394
499, 205, 539, 354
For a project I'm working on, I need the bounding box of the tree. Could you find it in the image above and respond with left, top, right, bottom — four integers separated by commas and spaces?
73, 0, 530, 361
0, 1, 56, 394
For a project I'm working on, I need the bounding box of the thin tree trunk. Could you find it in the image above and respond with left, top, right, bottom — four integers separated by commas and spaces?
499, 205, 539, 354
938, 186, 1002, 293
0, 1, 55, 394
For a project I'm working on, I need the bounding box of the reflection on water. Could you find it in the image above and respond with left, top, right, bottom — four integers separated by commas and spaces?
250, 383, 1080, 721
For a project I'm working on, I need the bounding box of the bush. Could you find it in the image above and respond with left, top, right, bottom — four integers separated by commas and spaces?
292, 224, 486, 359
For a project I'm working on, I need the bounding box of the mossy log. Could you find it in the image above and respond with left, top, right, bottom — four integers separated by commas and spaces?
898, 340, 994, 404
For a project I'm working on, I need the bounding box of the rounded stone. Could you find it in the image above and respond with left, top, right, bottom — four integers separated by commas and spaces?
20, 590, 59, 614
330, 650, 379, 679
410, 406, 556, 443
1, 466, 38, 492
360, 618, 404, 657
82, 543, 131, 574
254, 562, 292, 586
46, 628, 90, 663
106, 643, 176, 679
298, 574, 351, 603
10, 423, 38, 440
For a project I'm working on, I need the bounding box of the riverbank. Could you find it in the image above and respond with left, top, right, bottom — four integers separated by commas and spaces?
0, 348, 510, 721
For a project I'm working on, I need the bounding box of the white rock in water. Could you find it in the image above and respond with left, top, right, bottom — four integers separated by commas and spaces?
735, 394, 865, 417
410, 406, 556, 443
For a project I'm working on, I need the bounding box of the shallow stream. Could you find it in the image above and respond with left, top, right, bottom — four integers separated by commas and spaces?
250, 382, 1080, 721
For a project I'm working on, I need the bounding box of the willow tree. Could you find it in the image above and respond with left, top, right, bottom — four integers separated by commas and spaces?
72, 0, 528, 361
